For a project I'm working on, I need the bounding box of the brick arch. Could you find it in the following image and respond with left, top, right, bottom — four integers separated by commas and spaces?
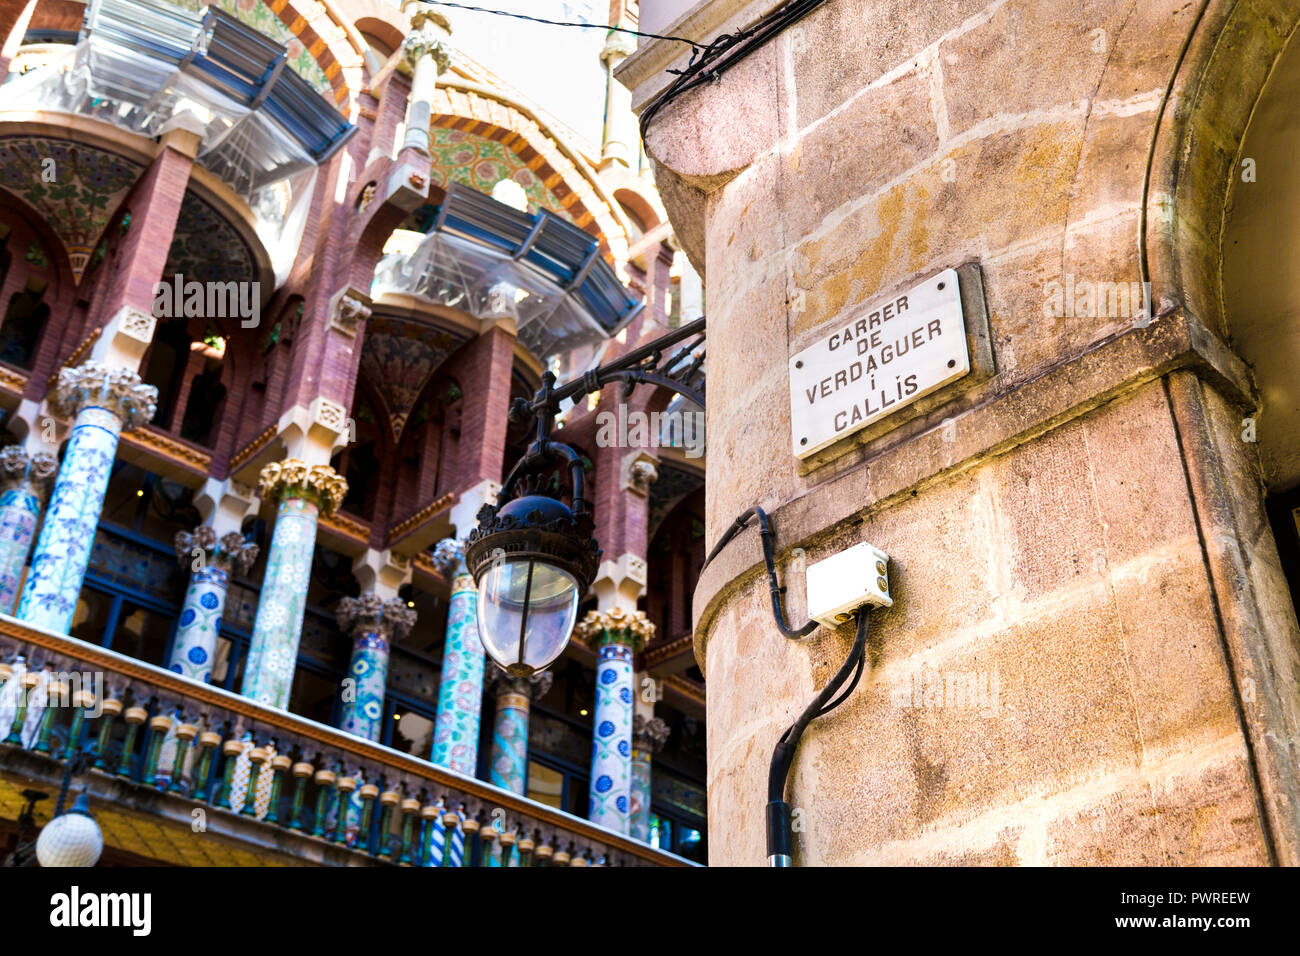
429, 86, 628, 259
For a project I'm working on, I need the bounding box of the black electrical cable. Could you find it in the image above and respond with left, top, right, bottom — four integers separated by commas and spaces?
702, 506, 817, 639
417, 1, 703, 54
638, 0, 829, 140
766, 608, 870, 867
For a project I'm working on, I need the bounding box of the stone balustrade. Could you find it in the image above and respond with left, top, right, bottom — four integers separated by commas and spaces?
0, 615, 691, 867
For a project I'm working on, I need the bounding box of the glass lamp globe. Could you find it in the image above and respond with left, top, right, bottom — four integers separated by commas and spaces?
477, 557, 581, 677
35, 794, 103, 867
467, 493, 599, 678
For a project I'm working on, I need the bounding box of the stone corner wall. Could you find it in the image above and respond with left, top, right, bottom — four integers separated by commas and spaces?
633, 0, 1300, 865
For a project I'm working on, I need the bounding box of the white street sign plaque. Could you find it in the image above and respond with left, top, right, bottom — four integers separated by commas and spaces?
790, 268, 970, 458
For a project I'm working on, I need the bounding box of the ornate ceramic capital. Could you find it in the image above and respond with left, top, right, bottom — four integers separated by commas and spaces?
0, 445, 58, 493
632, 714, 671, 754
335, 592, 417, 641
574, 606, 655, 652
173, 526, 259, 576
431, 537, 466, 577
257, 458, 348, 515
485, 665, 553, 700
403, 12, 454, 74
52, 361, 158, 430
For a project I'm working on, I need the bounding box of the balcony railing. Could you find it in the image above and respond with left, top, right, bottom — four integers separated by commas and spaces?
0, 614, 693, 867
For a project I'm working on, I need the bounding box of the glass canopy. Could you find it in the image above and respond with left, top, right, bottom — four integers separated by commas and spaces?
372, 183, 643, 360
2, 0, 354, 197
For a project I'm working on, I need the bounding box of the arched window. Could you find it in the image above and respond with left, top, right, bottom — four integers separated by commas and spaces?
0, 277, 50, 369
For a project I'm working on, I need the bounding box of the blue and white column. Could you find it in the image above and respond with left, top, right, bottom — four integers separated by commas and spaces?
168, 526, 259, 682
577, 607, 654, 835
430, 538, 486, 775
239, 459, 348, 709
17, 362, 157, 633
335, 593, 416, 741
0, 447, 57, 613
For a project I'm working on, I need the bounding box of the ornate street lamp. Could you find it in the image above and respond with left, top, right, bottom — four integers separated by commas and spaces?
34, 749, 103, 867
467, 317, 705, 677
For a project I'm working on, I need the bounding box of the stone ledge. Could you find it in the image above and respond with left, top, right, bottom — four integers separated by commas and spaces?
691, 308, 1256, 673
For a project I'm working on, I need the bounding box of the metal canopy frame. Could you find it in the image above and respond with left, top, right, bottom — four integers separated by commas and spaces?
373, 183, 644, 360
6, 0, 354, 197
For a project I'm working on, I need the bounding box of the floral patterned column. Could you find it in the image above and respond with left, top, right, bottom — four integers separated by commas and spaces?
630, 714, 670, 843
16, 363, 157, 633
239, 459, 347, 710
335, 593, 417, 741
168, 526, 259, 682
0, 447, 57, 612
577, 608, 654, 835
430, 538, 486, 774
486, 668, 552, 794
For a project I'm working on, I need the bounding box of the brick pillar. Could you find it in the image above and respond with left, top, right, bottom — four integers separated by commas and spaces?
89, 134, 196, 330
590, 424, 658, 613
451, 325, 516, 494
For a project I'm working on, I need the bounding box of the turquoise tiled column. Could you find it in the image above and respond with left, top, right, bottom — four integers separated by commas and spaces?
239, 459, 348, 710
577, 608, 653, 836
487, 669, 552, 795
629, 714, 670, 843
17, 363, 156, 633
430, 538, 486, 775
168, 526, 259, 682
335, 593, 416, 741
0, 447, 58, 612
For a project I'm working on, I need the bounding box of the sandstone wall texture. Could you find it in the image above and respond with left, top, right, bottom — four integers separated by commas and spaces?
631, 0, 1300, 864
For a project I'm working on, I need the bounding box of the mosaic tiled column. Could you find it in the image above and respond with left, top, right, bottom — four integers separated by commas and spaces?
486, 669, 552, 794
430, 538, 486, 774
630, 714, 671, 843
168, 526, 259, 682
239, 459, 348, 709
577, 608, 654, 835
335, 593, 416, 741
17, 363, 157, 633
0, 447, 57, 613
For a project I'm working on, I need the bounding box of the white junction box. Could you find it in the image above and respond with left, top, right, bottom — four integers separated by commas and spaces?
805, 542, 893, 628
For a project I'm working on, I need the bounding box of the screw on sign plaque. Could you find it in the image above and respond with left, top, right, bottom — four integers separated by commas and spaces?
789, 268, 971, 458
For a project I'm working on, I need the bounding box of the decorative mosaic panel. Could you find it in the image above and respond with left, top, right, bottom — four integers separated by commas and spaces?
428, 128, 571, 221
89, 530, 185, 604
357, 318, 460, 440
207, 0, 333, 95
0, 138, 142, 283
163, 192, 255, 286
